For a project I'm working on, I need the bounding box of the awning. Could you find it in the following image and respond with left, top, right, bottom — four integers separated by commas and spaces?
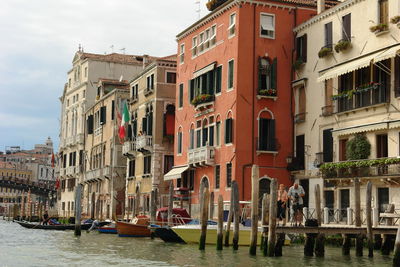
193, 62, 216, 78
164, 165, 189, 181
332, 122, 389, 137
375, 45, 400, 63
317, 53, 377, 82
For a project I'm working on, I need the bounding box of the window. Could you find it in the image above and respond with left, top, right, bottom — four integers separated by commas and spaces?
260, 14, 275, 38
228, 60, 234, 89
204, 29, 210, 49
226, 163, 232, 187
164, 155, 174, 174
323, 79, 333, 115
342, 14, 351, 41
225, 118, 233, 144
132, 84, 138, 100
296, 86, 306, 122
202, 120, 208, 147
215, 65, 222, 94
189, 128, 195, 149
177, 131, 183, 154
396, 56, 400, 97
377, 134, 388, 158
83, 90, 86, 98
199, 33, 204, 53
166, 72, 177, 84
209, 124, 214, 146
178, 84, 183, 108
228, 13, 236, 37
258, 57, 277, 92
323, 129, 333, 163
339, 139, 348, 161
143, 105, 153, 135
296, 34, 307, 63
258, 118, 276, 151
210, 25, 217, 46
146, 74, 154, 91
128, 160, 135, 177
189, 68, 218, 101
179, 43, 185, 63
216, 120, 221, 146
196, 121, 201, 148
324, 22, 333, 48
84, 67, 88, 77
215, 165, 220, 189
379, 0, 388, 24
68, 78, 71, 88
144, 155, 151, 174
192, 37, 198, 57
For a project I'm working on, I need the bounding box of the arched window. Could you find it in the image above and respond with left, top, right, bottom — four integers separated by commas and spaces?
215, 115, 221, 146
189, 123, 195, 149
258, 109, 276, 151
225, 111, 233, 144
202, 118, 208, 146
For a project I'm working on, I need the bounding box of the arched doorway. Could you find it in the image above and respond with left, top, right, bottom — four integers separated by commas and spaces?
259, 178, 271, 208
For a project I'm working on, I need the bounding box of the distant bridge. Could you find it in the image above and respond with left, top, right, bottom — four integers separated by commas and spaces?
0, 176, 56, 197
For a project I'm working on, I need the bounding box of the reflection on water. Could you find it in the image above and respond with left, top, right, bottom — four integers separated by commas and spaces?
0, 220, 392, 267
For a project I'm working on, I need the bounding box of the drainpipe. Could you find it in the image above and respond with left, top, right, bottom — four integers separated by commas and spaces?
241, 3, 257, 200
290, 8, 298, 180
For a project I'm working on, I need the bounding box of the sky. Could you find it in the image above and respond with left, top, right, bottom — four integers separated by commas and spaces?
0, 0, 209, 152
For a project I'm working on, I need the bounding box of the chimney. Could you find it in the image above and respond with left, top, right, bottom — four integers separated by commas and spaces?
143, 54, 149, 69
317, 0, 325, 14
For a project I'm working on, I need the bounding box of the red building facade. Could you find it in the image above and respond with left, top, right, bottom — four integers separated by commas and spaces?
168, 0, 332, 214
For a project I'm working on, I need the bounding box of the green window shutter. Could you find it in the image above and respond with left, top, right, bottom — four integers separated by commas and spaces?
225, 118, 233, 144
190, 79, 195, 102
179, 84, 183, 108
258, 57, 263, 92
271, 58, 277, 90
216, 66, 222, 94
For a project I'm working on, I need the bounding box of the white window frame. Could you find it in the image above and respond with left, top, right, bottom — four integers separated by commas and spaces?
210, 25, 217, 46
198, 33, 204, 53
192, 36, 198, 57
228, 13, 236, 38
260, 13, 275, 39
204, 29, 211, 50
227, 59, 234, 91
179, 43, 185, 64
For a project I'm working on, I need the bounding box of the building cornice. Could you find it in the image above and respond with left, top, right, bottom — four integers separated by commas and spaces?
294, 0, 365, 33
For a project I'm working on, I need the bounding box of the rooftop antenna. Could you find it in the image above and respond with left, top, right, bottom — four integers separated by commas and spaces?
110, 45, 114, 53
78, 44, 82, 52
120, 48, 126, 55
195, 0, 201, 20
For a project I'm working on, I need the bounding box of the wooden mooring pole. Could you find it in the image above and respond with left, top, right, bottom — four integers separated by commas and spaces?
393, 219, 400, 266
199, 187, 209, 250
382, 204, 395, 255
354, 178, 363, 256
260, 193, 268, 251
267, 178, 277, 257
342, 234, 351, 255
314, 184, 325, 257
217, 195, 223, 250
366, 181, 373, 257
74, 184, 82, 236
249, 165, 259, 255
168, 182, 174, 227
232, 181, 240, 250
224, 190, 234, 247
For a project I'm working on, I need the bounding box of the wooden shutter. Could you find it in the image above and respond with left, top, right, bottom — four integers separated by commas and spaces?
111, 100, 115, 120
296, 135, 305, 169
100, 106, 106, 125
216, 66, 222, 93
299, 86, 306, 114
209, 126, 214, 146
259, 118, 267, 150
379, 0, 388, 24
127, 124, 132, 140
342, 14, 351, 41
190, 79, 195, 102
258, 57, 262, 91
147, 113, 153, 135
179, 84, 183, 108
225, 118, 232, 144
142, 117, 147, 133
325, 79, 333, 107
395, 56, 400, 97
325, 22, 332, 47
339, 139, 347, 161
132, 120, 137, 137
323, 128, 333, 163
267, 119, 276, 151
87, 115, 93, 134
271, 58, 277, 90
202, 127, 208, 146
302, 34, 307, 63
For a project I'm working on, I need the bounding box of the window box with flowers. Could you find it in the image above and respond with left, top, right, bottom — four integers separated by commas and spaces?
318, 46, 333, 58
391, 16, 400, 28
292, 59, 304, 71
191, 94, 215, 108
257, 89, 277, 100
334, 39, 352, 53
206, 0, 228, 11
370, 23, 389, 36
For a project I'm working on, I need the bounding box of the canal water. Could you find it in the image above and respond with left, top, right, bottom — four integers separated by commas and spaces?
0, 220, 392, 267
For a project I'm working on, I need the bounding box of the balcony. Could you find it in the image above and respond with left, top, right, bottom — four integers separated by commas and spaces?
76, 134, 84, 145
60, 168, 66, 176
334, 83, 388, 114
294, 113, 306, 123
320, 157, 400, 179
66, 166, 76, 176
85, 169, 101, 181
321, 105, 334, 117
188, 146, 215, 166
94, 127, 102, 136
135, 135, 153, 152
191, 94, 215, 111
122, 141, 136, 156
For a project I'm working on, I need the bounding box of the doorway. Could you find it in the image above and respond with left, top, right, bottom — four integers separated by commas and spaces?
340, 189, 350, 221
325, 190, 334, 222
378, 187, 389, 213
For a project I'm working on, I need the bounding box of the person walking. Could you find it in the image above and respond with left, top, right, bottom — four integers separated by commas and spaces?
288, 181, 305, 226
277, 184, 288, 225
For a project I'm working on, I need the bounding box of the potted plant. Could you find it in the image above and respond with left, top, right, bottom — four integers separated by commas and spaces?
191, 94, 214, 107
370, 23, 389, 34
391, 16, 400, 28
318, 46, 333, 58
206, 0, 228, 11
258, 89, 277, 97
334, 39, 351, 53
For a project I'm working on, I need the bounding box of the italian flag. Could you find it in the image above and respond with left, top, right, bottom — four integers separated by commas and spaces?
119, 102, 130, 141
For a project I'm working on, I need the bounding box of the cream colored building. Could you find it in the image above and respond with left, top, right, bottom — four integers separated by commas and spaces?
291, 0, 400, 224
123, 55, 177, 217
58, 50, 150, 218
82, 79, 129, 220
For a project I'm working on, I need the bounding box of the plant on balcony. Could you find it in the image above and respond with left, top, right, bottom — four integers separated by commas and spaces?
191, 94, 214, 107
334, 39, 351, 53
346, 134, 371, 160
206, 0, 228, 11
390, 16, 400, 24
258, 89, 277, 97
292, 58, 304, 70
318, 47, 333, 58
332, 89, 355, 100
369, 23, 388, 33
354, 82, 380, 93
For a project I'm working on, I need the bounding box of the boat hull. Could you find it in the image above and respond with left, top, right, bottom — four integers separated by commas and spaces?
14, 220, 108, 230
98, 227, 117, 234
153, 227, 185, 243
116, 221, 151, 237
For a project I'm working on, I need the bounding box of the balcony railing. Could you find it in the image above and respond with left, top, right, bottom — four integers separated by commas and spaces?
334, 84, 388, 113
321, 157, 400, 179
66, 166, 76, 176
85, 169, 101, 181
188, 146, 215, 166
256, 138, 278, 153
321, 105, 334, 116
135, 135, 153, 152
294, 113, 306, 123
60, 168, 66, 176
122, 141, 135, 155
